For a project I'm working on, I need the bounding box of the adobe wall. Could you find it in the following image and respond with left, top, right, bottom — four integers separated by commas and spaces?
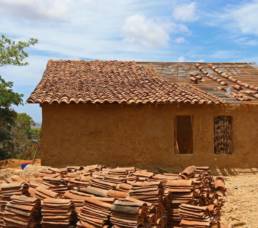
40, 103, 258, 168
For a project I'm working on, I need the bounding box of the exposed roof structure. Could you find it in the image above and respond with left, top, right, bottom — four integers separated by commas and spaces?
28, 60, 221, 105
139, 62, 258, 104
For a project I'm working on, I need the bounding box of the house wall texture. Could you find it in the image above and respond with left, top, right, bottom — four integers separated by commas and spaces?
40, 103, 258, 168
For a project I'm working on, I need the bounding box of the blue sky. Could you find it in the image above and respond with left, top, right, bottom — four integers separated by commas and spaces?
0, 0, 258, 122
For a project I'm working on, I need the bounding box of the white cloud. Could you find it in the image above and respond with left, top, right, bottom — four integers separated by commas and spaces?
0, 0, 72, 21
226, 1, 258, 36
175, 37, 186, 44
172, 2, 197, 22
122, 15, 170, 48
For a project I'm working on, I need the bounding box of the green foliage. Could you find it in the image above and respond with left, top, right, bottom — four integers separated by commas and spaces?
0, 76, 23, 107
0, 77, 23, 159
0, 35, 37, 66
10, 113, 40, 159
0, 35, 38, 159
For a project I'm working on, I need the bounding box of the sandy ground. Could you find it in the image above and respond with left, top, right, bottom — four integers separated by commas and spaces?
220, 169, 258, 228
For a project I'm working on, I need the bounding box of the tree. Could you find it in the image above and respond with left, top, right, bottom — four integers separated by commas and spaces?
10, 113, 40, 159
0, 35, 37, 159
0, 35, 37, 66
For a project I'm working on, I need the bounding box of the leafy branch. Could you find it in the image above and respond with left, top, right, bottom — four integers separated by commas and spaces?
0, 35, 37, 66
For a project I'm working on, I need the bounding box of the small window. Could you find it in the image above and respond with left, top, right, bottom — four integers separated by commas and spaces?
175, 116, 193, 154
214, 116, 232, 154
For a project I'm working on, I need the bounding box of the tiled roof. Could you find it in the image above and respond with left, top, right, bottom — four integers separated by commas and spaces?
139, 62, 258, 104
27, 60, 221, 105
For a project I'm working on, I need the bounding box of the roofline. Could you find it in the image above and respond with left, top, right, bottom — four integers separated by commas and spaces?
46, 59, 255, 65
137, 61, 255, 65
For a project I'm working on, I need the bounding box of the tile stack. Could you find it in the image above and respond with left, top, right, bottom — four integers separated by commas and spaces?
3, 195, 40, 228
42, 176, 68, 194
64, 190, 92, 214
65, 174, 91, 190
132, 170, 154, 181
179, 204, 211, 227
179, 166, 226, 226
64, 165, 103, 191
0, 182, 29, 227
41, 198, 74, 228
38, 168, 60, 178
35, 185, 59, 199
0, 182, 27, 201
110, 198, 149, 227
88, 167, 135, 192
116, 183, 132, 192
0, 187, 7, 228
80, 186, 109, 198
164, 179, 193, 226
128, 181, 162, 204
90, 178, 117, 191
77, 196, 112, 227
102, 167, 134, 186
108, 167, 135, 177
0, 165, 226, 227
128, 180, 166, 226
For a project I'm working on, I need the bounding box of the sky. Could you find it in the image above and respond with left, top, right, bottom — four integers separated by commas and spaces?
0, 0, 258, 123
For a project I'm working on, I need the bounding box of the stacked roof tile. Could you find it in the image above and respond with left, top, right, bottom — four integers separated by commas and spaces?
77, 196, 112, 227
27, 60, 221, 105
140, 62, 258, 104
0, 165, 226, 227
41, 198, 74, 227
3, 195, 40, 228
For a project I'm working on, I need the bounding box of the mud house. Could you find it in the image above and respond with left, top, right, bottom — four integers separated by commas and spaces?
28, 60, 258, 168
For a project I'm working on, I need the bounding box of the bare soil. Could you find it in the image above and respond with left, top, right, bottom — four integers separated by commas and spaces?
220, 169, 258, 228
0, 159, 40, 168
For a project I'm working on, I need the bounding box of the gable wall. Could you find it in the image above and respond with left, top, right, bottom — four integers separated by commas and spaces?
40, 103, 258, 168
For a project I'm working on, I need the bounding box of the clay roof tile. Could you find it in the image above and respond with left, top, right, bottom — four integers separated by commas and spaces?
28, 60, 221, 105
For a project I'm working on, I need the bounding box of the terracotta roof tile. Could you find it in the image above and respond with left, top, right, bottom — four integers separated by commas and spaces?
27, 60, 221, 105
139, 62, 258, 104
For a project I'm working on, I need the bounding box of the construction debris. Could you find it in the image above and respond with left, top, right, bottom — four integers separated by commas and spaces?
0, 165, 226, 227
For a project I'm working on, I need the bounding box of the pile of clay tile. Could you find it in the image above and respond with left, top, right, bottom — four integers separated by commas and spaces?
41, 198, 74, 228
3, 195, 40, 227
179, 204, 212, 227
177, 166, 226, 227
164, 179, 193, 226
110, 198, 148, 227
0, 182, 29, 228
34, 185, 59, 200
77, 196, 112, 227
0, 165, 226, 228
42, 176, 68, 193
127, 179, 165, 227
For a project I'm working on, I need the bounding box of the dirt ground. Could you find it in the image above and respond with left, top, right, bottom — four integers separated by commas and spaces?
220, 169, 258, 228
0, 159, 40, 168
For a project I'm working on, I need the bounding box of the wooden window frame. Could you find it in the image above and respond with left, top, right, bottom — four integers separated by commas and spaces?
214, 116, 233, 154
174, 115, 194, 154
